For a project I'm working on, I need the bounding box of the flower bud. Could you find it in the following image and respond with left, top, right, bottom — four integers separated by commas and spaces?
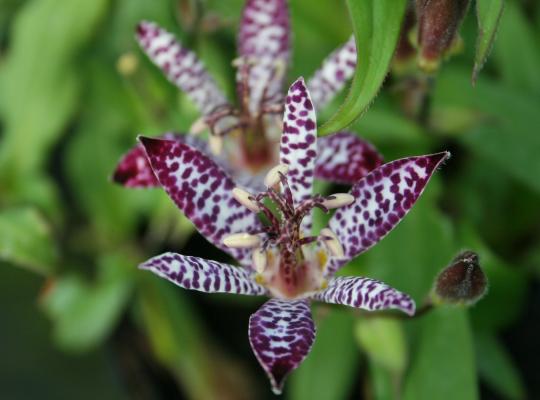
433, 250, 487, 305
393, 5, 417, 74
416, 0, 471, 72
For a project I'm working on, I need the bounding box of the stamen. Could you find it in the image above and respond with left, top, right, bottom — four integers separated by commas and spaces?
264, 164, 289, 188
223, 232, 261, 248
208, 134, 223, 155
322, 193, 355, 209
189, 117, 207, 135
232, 187, 260, 212
319, 228, 345, 258
252, 248, 267, 274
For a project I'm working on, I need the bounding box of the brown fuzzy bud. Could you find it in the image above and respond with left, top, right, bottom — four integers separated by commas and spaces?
434, 251, 487, 305
416, 0, 471, 72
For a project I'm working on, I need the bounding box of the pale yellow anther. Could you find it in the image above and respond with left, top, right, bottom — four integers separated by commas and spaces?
322, 193, 355, 209
252, 248, 267, 274
232, 187, 260, 212
264, 164, 289, 188
208, 135, 223, 155
222, 233, 261, 248
189, 118, 207, 135
320, 228, 345, 259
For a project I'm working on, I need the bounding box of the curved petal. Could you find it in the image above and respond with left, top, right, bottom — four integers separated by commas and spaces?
140, 136, 264, 267
327, 152, 450, 275
237, 0, 290, 114
249, 298, 315, 395
315, 131, 383, 185
136, 21, 236, 129
312, 276, 415, 316
140, 252, 266, 295
113, 133, 207, 188
306, 35, 356, 111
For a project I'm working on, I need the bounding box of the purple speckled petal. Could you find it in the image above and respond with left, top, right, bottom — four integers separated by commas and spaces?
327, 152, 450, 275
312, 276, 415, 316
249, 298, 315, 395
140, 252, 266, 295
315, 131, 383, 185
237, 0, 290, 114
280, 78, 317, 231
140, 136, 264, 267
136, 21, 236, 128
113, 133, 208, 188
307, 35, 356, 110
113, 142, 160, 188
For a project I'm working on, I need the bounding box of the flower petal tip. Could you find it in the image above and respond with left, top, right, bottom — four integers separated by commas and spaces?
397, 297, 416, 317
135, 20, 153, 39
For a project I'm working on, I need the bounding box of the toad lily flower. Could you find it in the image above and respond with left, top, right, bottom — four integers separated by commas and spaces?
113, 0, 377, 191
137, 78, 449, 394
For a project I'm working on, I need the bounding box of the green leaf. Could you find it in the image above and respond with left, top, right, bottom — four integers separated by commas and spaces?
491, 1, 540, 94
288, 310, 359, 400
475, 331, 526, 400
41, 252, 134, 352
434, 68, 540, 194
0, 0, 110, 177
473, 0, 505, 84
319, 0, 407, 135
368, 361, 396, 400
0, 207, 58, 275
404, 307, 478, 400
355, 317, 407, 374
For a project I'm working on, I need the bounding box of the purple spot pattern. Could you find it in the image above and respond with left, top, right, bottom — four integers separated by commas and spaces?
136, 21, 232, 117
113, 133, 265, 192
113, 141, 159, 188
311, 276, 415, 316
326, 152, 450, 276
113, 133, 207, 188
307, 35, 356, 110
238, 0, 290, 114
140, 136, 264, 268
249, 299, 315, 395
140, 252, 266, 295
315, 131, 383, 185
280, 78, 317, 231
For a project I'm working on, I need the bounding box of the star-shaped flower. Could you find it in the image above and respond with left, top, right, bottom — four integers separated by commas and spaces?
112, 0, 381, 191
137, 78, 449, 394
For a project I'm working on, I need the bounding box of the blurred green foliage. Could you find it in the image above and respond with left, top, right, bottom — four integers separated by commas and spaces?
1, 0, 539, 399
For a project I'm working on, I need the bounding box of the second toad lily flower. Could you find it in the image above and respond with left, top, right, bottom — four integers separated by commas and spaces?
113, 0, 377, 191
138, 78, 450, 394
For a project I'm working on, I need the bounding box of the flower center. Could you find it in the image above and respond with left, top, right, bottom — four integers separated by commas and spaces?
193, 57, 285, 174
224, 164, 354, 299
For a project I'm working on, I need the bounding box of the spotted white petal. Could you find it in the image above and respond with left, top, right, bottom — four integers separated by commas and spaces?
140, 136, 265, 268
237, 0, 290, 114
311, 276, 415, 316
307, 35, 356, 110
249, 298, 315, 395
140, 252, 266, 295
326, 152, 450, 275
315, 131, 383, 185
136, 21, 237, 130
